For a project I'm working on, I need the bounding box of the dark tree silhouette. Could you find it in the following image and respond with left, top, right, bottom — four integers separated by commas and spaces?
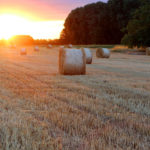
60, 0, 142, 45
10, 35, 34, 46
122, 1, 150, 47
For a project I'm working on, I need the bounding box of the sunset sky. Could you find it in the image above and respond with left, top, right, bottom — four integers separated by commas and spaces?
0, 0, 108, 39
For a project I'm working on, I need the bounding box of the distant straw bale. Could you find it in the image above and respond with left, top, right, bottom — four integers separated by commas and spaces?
82, 48, 92, 64
59, 48, 86, 75
34, 46, 39, 51
20, 48, 27, 55
9, 44, 16, 49
47, 44, 52, 48
96, 48, 110, 58
60, 46, 65, 49
67, 44, 73, 48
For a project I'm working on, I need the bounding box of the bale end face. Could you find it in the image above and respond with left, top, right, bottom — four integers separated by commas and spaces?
59, 48, 86, 75
96, 48, 110, 58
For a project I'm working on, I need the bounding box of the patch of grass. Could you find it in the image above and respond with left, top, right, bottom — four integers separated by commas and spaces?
33, 44, 115, 49
111, 49, 130, 53
74, 45, 115, 49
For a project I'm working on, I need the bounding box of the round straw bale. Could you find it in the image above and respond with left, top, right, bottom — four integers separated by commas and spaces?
10, 44, 16, 49
60, 45, 65, 49
47, 44, 52, 48
146, 47, 150, 56
34, 46, 39, 51
20, 48, 27, 55
68, 44, 73, 48
14, 45, 17, 49
96, 48, 110, 58
82, 48, 92, 64
59, 48, 86, 75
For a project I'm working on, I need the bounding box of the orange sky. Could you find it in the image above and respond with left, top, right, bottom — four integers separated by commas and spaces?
0, 0, 107, 39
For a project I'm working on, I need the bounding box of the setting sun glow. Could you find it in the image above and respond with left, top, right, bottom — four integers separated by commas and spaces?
0, 14, 64, 40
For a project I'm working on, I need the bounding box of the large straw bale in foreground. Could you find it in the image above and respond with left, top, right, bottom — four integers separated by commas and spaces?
146, 47, 150, 56
59, 48, 86, 75
82, 48, 92, 64
96, 48, 110, 58
20, 48, 27, 55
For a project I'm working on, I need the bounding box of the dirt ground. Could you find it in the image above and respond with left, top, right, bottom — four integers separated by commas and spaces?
0, 46, 149, 150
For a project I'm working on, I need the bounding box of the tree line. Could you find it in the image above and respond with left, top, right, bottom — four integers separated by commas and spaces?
60, 0, 150, 47
0, 36, 61, 46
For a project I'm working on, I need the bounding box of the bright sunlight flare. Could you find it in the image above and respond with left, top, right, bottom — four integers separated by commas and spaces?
0, 14, 64, 40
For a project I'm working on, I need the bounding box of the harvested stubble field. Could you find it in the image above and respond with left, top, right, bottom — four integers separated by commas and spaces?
0, 46, 150, 150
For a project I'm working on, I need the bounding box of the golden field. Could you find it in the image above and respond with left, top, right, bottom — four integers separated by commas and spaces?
0, 46, 149, 150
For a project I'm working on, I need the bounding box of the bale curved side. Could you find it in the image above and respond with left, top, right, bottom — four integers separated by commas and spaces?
96, 48, 110, 58
82, 48, 92, 64
59, 48, 86, 75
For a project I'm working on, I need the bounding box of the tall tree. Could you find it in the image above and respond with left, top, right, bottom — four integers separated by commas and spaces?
61, 1, 110, 44
107, 0, 141, 43
121, 1, 150, 47
60, 0, 143, 45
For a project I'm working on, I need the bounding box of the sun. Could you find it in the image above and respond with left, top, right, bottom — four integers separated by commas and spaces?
0, 14, 30, 40
0, 14, 64, 40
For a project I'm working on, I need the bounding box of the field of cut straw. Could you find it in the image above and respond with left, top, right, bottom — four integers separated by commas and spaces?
0, 46, 149, 150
